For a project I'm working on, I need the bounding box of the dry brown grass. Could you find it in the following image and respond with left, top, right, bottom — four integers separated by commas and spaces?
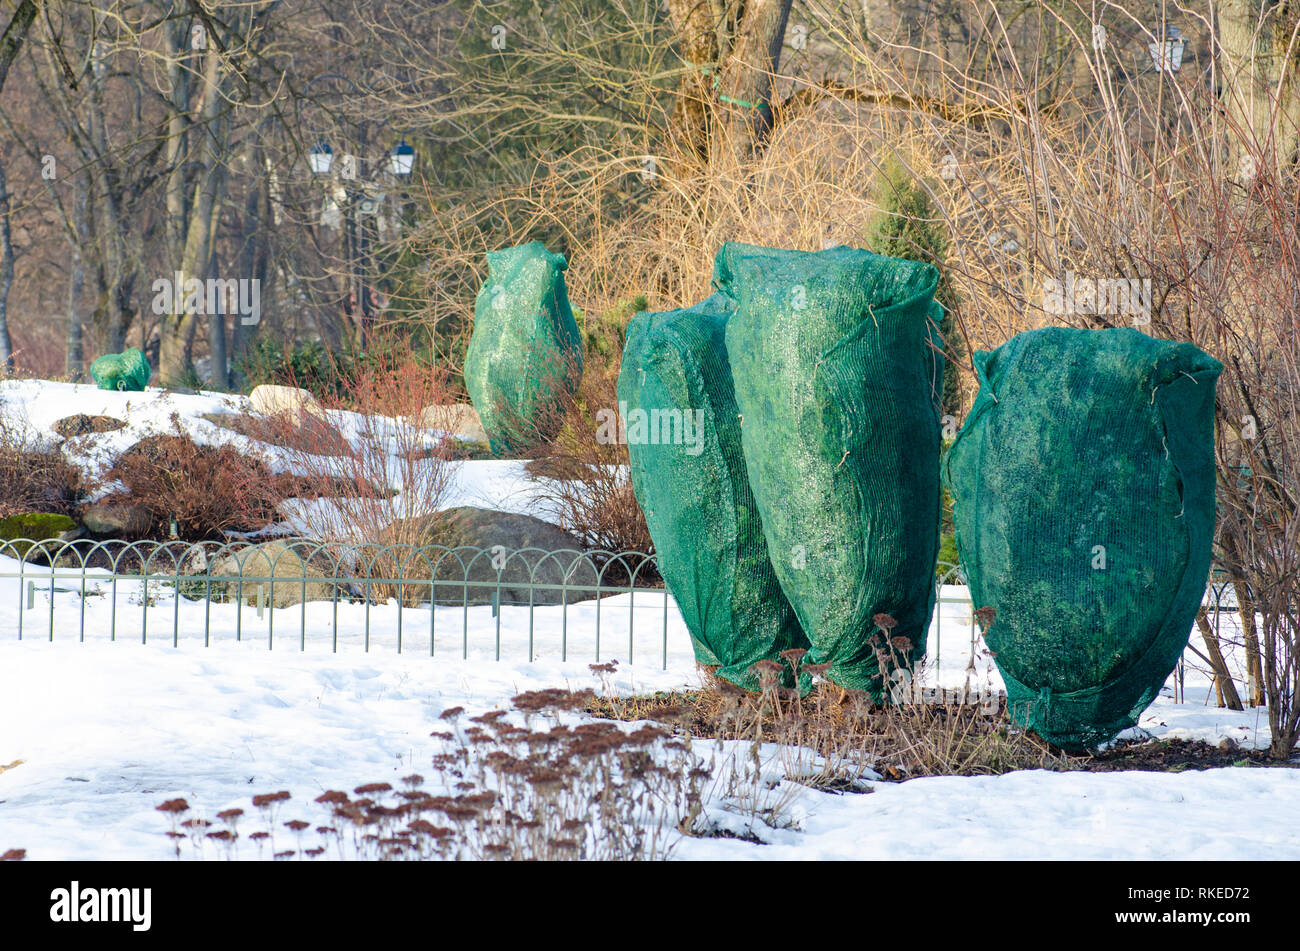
588, 656, 1074, 786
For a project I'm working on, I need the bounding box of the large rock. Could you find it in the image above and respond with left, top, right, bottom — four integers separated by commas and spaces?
248, 384, 327, 424
392, 506, 597, 606
208, 541, 343, 607
81, 502, 153, 538
414, 404, 488, 443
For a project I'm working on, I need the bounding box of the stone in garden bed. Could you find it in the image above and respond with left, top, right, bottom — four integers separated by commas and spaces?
386, 506, 598, 606
80, 501, 153, 539
207, 541, 348, 607
248, 384, 329, 425
414, 404, 489, 443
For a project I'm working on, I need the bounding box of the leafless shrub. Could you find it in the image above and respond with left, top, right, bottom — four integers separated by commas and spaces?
523, 362, 654, 560
100, 426, 282, 540
269, 346, 463, 603
0, 412, 82, 518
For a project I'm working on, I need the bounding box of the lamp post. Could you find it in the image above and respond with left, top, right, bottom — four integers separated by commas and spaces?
389, 140, 415, 177
310, 130, 413, 348
309, 138, 333, 175
300, 75, 415, 350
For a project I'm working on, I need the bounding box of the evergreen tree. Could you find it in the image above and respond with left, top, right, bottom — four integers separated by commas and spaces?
868, 159, 964, 419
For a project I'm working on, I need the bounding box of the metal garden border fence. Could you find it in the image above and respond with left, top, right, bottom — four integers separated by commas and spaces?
0, 537, 672, 664
0, 538, 1248, 682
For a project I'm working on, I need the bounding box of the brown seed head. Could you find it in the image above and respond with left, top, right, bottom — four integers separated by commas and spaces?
872, 613, 898, 632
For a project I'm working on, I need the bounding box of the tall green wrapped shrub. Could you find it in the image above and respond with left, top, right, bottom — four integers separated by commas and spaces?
716, 243, 946, 696
464, 242, 584, 452
618, 293, 808, 689
943, 327, 1222, 749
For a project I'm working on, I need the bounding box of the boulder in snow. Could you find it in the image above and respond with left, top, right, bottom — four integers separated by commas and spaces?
208, 541, 344, 607
249, 384, 328, 424
81, 502, 153, 538
414, 404, 489, 443
388, 506, 596, 606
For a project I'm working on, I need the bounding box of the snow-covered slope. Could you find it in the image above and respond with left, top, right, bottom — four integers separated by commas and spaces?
0, 378, 554, 525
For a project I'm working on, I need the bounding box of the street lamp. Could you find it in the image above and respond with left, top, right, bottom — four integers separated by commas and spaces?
297, 74, 417, 351
309, 138, 333, 175
308, 136, 414, 178
305, 132, 415, 351
389, 139, 415, 177
1148, 25, 1185, 75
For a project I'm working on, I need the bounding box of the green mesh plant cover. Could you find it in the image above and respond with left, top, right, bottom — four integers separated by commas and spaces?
942, 327, 1222, 750
716, 243, 946, 697
464, 242, 584, 452
617, 293, 809, 690
90, 347, 151, 391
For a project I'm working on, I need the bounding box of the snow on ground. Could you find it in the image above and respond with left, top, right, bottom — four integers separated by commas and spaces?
0, 563, 1289, 860
675, 765, 1300, 860
0, 378, 1291, 860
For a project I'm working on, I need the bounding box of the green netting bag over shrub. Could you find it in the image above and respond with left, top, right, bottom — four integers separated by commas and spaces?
90, 347, 151, 391
465, 242, 584, 452
943, 327, 1222, 750
617, 293, 809, 689
716, 243, 946, 696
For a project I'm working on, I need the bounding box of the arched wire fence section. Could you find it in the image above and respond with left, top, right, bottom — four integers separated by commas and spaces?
0, 541, 1251, 683
930, 561, 1244, 695
0, 537, 672, 666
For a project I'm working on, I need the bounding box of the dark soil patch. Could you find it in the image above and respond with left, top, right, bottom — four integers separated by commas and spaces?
53, 414, 127, 438
1083, 737, 1287, 772
688, 825, 766, 844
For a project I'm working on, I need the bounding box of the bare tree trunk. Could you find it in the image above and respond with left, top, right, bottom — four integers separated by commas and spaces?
1196, 607, 1245, 710
30, 16, 137, 357
714, 0, 792, 159
665, 0, 723, 161
205, 171, 228, 388
161, 27, 229, 386
1218, 0, 1300, 177
66, 168, 89, 379
85, 43, 132, 354
0, 0, 36, 94
1233, 578, 1267, 706
665, 0, 793, 165
0, 155, 14, 370
1217, 518, 1269, 706
230, 129, 271, 379
159, 17, 194, 385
